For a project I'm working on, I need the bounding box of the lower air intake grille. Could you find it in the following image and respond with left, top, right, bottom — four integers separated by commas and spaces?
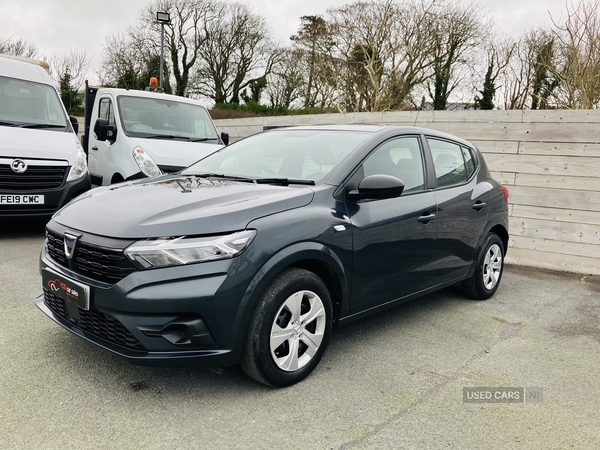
44, 289, 146, 352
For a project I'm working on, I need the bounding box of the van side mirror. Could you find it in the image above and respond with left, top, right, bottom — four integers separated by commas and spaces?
221, 132, 229, 146
94, 118, 117, 143
69, 116, 79, 135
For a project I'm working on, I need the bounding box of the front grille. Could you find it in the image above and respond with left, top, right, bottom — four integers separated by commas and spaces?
44, 289, 146, 352
46, 229, 137, 284
0, 204, 58, 216
0, 163, 67, 191
46, 231, 68, 266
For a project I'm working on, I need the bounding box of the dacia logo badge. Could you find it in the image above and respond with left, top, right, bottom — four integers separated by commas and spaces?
63, 232, 81, 260
10, 159, 27, 174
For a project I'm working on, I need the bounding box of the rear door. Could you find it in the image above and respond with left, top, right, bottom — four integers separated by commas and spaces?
426, 137, 491, 283
345, 135, 439, 314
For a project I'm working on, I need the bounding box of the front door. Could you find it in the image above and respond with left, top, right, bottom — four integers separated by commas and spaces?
345, 136, 439, 314
87, 96, 117, 186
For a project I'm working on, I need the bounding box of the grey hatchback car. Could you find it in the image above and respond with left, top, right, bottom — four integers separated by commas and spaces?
36, 125, 509, 386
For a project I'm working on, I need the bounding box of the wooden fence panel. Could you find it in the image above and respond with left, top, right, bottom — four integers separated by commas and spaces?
214, 109, 600, 275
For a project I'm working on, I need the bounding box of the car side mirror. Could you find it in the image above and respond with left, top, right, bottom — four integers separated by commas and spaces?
69, 116, 79, 135
221, 132, 230, 146
349, 174, 405, 200
94, 118, 117, 143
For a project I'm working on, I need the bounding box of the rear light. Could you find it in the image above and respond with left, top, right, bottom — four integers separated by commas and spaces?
500, 185, 509, 200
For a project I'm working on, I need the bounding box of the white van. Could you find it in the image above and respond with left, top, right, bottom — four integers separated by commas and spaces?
0, 54, 90, 218
82, 84, 227, 185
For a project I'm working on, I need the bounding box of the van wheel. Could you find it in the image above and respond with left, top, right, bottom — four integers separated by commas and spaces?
462, 233, 504, 300
240, 268, 332, 387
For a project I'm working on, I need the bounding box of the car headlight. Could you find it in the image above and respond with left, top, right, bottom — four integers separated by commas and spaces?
124, 230, 257, 269
66, 143, 88, 182
133, 146, 162, 177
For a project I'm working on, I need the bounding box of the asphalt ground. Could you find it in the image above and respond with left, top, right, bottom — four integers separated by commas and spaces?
1, 219, 599, 450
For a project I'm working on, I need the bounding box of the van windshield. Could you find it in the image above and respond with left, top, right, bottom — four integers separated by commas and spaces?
0, 76, 68, 128
117, 96, 219, 142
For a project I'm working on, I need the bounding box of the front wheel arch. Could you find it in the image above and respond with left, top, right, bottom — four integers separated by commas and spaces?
240, 267, 333, 387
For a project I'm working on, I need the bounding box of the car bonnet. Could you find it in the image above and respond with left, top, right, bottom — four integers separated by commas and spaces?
52, 175, 315, 238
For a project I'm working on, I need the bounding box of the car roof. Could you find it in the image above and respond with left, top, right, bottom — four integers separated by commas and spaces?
0, 54, 54, 86
263, 124, 475, 148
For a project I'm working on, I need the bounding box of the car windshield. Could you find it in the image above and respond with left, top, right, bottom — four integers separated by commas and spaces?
117, 95, 219, 141
182, 129, 371, 182
0, 76, 68, 128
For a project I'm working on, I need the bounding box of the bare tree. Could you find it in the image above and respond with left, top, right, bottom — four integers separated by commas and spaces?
100, 32, 155, 86
265, 48, 305, 109
0, 37, 41, 59
50, 49, 91, 91
474, 38, 514, 109
139, 0, 215, 96
428, 1, 485, 110
324, 0, 438, 112
192, 2, 279, 104
549, 0, 600, 109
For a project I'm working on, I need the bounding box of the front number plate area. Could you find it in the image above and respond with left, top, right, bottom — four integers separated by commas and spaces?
42, 267, 90, 310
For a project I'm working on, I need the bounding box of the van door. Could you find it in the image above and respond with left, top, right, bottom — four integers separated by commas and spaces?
88, 96, 117, 186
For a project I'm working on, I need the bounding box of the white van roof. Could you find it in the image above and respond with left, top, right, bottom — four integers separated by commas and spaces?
0, 53, 54, 85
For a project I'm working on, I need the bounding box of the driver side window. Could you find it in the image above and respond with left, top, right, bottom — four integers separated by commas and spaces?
362, 136, 425, 193
98, 98, 115, 126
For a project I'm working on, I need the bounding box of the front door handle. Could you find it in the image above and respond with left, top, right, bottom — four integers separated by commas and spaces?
472, 201, 486, 211
418, 212, 435, 223
91, 146, 98, 151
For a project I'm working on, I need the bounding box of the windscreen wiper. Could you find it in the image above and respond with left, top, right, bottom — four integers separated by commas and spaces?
0, 121, 20, 127
142, 134, 190, 140
190, 137, 218, 142
19, 123, 66, 129
253, 178, 316, 186
191, 173, 255, 182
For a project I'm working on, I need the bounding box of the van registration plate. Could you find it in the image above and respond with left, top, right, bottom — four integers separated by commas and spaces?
0, 195, 45, 204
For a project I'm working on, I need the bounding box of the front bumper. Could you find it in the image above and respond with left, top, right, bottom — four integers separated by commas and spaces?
36, 241, 257, 367
0, 173, 91, 218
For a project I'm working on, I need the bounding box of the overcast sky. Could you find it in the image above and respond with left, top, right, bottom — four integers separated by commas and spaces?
2, 0, 570, 84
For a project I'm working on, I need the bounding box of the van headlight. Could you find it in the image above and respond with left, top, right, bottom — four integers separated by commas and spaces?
66, 143, 88, 182
133, 146, 162, 177
124, 230, 257, 269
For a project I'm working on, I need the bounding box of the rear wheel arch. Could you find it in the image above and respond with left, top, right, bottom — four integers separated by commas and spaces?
489, 224, 508, 255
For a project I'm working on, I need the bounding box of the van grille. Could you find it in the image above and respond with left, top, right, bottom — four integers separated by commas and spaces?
0, 163, 67, 191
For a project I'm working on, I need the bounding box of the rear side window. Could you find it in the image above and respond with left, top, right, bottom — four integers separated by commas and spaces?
427, 138, 469, 188
462, 146, 476, 179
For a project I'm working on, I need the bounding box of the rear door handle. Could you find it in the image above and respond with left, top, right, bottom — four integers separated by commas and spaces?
91, 146, 98, 151
472, 201, 486, 211
418, 212, 435, 223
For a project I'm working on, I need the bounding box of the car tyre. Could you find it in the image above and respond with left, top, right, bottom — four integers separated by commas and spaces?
240, 268, 332, 387
462, 233, 504, 300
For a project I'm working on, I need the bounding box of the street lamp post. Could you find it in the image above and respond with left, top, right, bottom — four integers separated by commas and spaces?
156, 11, 171, 92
